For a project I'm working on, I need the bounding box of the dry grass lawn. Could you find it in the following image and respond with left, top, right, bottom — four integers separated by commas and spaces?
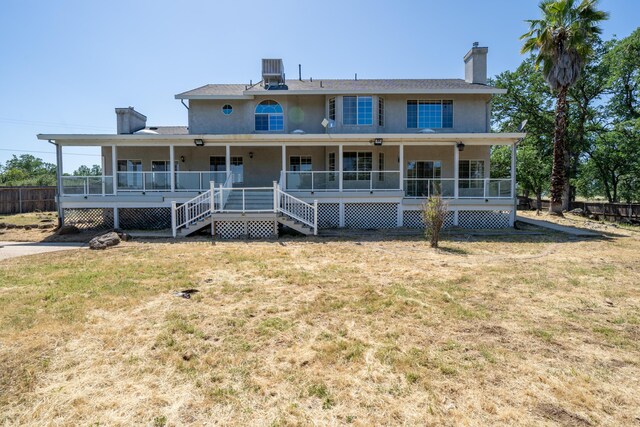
1, 218, 639, 425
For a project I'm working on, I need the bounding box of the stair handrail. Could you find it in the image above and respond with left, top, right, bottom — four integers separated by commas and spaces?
172, 182, 222, 237
275, 183, 318, 235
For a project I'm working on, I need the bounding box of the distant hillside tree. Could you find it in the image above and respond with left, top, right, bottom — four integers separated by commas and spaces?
0, 154, 56, 186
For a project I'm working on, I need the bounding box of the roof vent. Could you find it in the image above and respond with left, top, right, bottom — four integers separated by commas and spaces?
262, 58, 285, 88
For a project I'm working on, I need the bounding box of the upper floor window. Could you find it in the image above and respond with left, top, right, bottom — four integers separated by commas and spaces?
222, 104, 233, 115
328, 97, 336, 121
407, 100, 453, 129
378, 97, 384, 126
343, 96, 372, 126
255, 100, 284, 131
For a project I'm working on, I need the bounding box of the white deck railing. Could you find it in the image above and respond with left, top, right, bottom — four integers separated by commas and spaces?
285, 170, 401, 192
276, 182, 317, 235
403, 178, 512, 199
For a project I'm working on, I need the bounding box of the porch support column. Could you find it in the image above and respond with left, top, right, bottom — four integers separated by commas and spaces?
338, 144, 343, 192
399, 144, 404, 191
453, 144, 459, 199
281, 145, 286, 188
55, 142, 64, 227
111, 145, 117, 195
169, 145, 175, 192
225, 145, 231, 180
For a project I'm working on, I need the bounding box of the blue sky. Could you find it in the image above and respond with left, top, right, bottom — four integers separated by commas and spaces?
0, 0, 638, 172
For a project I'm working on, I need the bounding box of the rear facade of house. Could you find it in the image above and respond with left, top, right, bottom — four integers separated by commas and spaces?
38, 44, 523, 238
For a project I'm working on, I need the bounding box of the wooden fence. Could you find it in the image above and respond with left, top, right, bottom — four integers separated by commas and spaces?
518, 197, 640, 221
0, 186, 56, 215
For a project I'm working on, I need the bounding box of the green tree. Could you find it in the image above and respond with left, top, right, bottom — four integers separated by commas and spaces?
73, 164, 102, 176
521, 0, 608, 214
0, 154, 56, 186
491, 56, 555, 206
604, 27, 640, 120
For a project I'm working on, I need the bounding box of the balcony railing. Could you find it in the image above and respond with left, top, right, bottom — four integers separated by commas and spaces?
60, 172, 513, 199
285, 171, 401, 192
61, 176, 114, 195
404, 178, 455, 198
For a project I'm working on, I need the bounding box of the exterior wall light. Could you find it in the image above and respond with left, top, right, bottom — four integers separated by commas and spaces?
373, 138, 383, 146
194, 139, 204, 146
249, 152, 254, 159
456, 142, 465, 151
180, 156, 185, 162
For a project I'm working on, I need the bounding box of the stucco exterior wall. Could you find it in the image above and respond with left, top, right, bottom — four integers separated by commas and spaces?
188, 93, 492, 135
101, 144, 491, 182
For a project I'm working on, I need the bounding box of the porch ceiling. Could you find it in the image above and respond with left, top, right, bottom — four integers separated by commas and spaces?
38, 132, 525, 147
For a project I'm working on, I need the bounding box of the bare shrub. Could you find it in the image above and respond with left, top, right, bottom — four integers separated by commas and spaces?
422, 196, 448, 248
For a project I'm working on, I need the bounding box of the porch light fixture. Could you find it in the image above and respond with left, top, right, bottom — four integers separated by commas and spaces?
373, 138, 383, 146
180, 156, 185, 162
456, 142, 465, 151
194, 139, 204, 147
249, 152, 254, 159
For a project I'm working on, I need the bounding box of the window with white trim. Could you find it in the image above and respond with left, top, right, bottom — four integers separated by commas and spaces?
289, 155, 312, 172
343, 151, 372, 180
255, 100, 284, 131
459, 160, 484, 189
343, 96, 373, 125
407, 100, 453, 128
329, 97, 336, 121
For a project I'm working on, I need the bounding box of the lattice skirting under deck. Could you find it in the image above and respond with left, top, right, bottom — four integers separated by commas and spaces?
458, 210, 511, 229
403, 210, 454, 229
119, 208, 171, 230
64, 208, 114, 230
344, 203, 398, 229
318, 203, 340, 229
214, 220, 276, 239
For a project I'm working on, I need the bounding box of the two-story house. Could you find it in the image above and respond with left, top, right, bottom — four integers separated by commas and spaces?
38, 44, 523, 238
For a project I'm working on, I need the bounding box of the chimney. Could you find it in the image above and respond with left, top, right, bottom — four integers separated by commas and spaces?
464, 42, 488, 85
115, 107, 147, 134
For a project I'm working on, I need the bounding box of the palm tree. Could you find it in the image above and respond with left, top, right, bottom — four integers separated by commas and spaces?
521, 0, 608, 214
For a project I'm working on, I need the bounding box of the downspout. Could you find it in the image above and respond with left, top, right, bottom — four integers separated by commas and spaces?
180, 99, 189, 110
48, 139, 64, 228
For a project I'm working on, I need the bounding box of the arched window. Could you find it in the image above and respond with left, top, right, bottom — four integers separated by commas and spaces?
255, 100, 284, 131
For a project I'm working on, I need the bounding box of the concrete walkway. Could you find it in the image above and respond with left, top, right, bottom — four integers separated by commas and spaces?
516, 216, 601, 237
0, 241, 86, 261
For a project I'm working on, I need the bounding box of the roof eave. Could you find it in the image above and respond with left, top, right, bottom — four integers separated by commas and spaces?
176, 88, 507, 99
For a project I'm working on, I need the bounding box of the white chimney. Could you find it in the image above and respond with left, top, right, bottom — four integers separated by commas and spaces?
115, 107, 147, 134
464, 42, 488, 85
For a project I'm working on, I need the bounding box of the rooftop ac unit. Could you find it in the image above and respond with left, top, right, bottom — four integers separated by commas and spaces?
262, 58, 285, 86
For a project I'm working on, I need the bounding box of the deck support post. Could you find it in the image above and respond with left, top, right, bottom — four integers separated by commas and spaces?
113, 207, 119, 229
453, 144, 459, 199
453, 209, 459, 227
338, 144, 343, 192
171, 201, 177, 238
112, 145, 118, 195
169, 145, 175, 192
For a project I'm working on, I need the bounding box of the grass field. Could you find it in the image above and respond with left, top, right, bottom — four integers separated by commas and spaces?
0, 216, 639, 425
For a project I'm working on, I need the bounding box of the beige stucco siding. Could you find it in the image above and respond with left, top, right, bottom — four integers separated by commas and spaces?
102, 144, 491, 182
188, 94, 492, 135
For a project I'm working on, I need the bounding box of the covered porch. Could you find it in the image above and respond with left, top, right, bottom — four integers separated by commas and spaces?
57, 140, 516, 201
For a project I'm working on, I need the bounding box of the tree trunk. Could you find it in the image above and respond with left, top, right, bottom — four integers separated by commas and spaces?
562, 145, 571, 211
549, 86, 568, 215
